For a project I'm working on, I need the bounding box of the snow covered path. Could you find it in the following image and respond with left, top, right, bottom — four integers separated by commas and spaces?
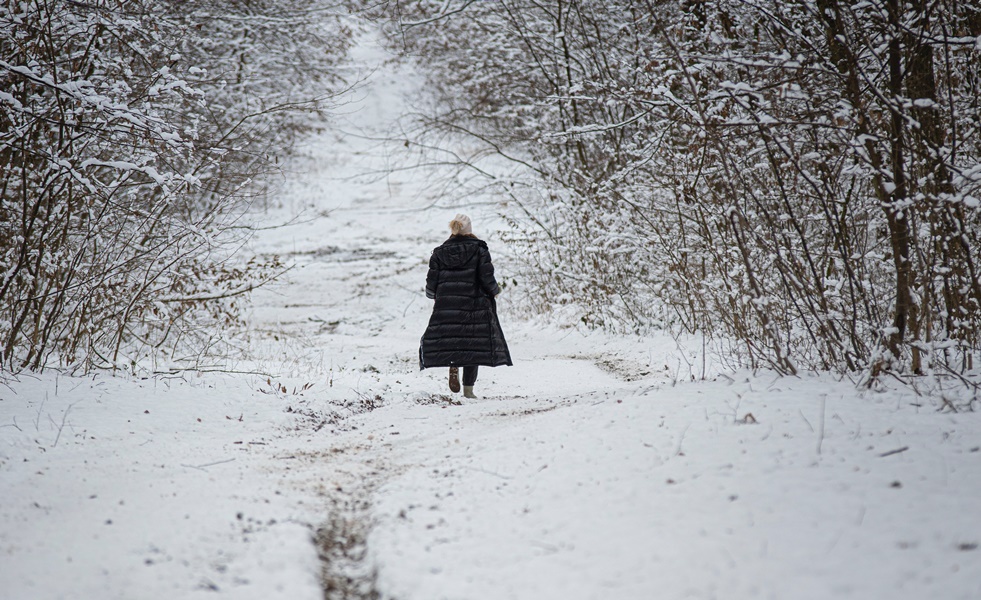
2, 28, 981, 600
359, 374, 981, 600
246, 35, 981, 600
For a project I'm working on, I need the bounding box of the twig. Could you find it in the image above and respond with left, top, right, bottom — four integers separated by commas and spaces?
181, 458, 236, 471
939, 397, 959, 413
50, 401, 78, 448
817, 394, 827, 455
799, 409, 814, 433
934, 364, 981, 393
726, 393, 743, 422
158, 265, 293, 303
152, 367, 277, 377
878, 446, 909, 458
674, 424, 691, 456
1, 417, 22, 431
402, 293, 418, 318
401, 2, 482, 29
34, 393, 47, 432
463, 466, 512, 479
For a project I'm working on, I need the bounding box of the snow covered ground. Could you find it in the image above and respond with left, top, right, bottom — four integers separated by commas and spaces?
2, 28, 981, 600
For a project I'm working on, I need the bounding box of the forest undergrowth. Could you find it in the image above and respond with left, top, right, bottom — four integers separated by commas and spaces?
366, 0, 981, 398
0, 0, 354, 374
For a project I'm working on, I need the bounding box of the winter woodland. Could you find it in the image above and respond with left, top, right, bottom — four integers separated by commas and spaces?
1, 0, 349, 372
378, 0, 981, 380
2, 1, 980, 599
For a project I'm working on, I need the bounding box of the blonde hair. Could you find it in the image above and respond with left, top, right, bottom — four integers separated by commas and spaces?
449, 214, 473, 236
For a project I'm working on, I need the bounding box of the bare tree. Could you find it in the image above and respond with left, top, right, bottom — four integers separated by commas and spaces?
0, 0, 350, 373
371, 0, 981, 379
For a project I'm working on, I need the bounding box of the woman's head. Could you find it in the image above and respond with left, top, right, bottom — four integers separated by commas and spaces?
449, 214, 473, 236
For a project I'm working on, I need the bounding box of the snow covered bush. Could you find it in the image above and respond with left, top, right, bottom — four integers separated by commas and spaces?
373, 0, 981, 378
0, 0, 350, 372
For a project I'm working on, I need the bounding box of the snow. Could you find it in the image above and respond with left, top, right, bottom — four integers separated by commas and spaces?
0, 374, 324, 599
3, 26, 981, 600
365, 368, 981, 600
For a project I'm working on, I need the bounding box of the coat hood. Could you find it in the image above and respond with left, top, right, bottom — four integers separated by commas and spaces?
432, 237, 484, 268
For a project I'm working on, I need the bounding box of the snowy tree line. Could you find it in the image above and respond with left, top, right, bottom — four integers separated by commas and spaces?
1, 0, 350, 372
377, 0, 981, 380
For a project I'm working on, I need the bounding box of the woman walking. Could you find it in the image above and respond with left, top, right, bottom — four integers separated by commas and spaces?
420, 214, 512, 398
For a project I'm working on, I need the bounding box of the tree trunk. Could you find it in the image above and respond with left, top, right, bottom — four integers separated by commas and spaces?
882, 0, 915, 367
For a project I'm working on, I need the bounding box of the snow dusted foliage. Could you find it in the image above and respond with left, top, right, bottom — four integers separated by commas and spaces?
375, 0, 981, 378
0, 0, 350, 373
160, 0, 353, 201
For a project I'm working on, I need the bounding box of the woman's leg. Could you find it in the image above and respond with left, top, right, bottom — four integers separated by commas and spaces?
462, 366, 479, 398
448, 366, 460, 393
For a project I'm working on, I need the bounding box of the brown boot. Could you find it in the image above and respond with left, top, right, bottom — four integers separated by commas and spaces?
448, 367, 460, 393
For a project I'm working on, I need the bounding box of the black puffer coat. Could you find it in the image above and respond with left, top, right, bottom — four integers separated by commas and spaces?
419, 236, 512, 369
